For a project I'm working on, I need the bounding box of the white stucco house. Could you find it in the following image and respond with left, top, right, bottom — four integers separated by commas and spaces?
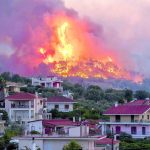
5, 92, 45, 124
28, 119, 80, 135
17, 136, 96, 150
16, 123, 95, 150
46, 96, 76, 112
31, 76, 63, 89
4, 81, 27, 96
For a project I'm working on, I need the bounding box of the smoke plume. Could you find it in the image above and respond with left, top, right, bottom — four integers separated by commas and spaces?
0, 0, 141, 82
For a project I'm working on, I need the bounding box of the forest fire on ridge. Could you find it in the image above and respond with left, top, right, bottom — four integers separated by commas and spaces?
38, 13, 142, 83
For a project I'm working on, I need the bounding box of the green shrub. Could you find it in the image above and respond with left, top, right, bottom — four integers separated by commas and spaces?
30, 130, 40, 134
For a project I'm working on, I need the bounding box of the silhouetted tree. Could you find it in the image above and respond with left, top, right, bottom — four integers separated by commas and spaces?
135, 90, 149, 99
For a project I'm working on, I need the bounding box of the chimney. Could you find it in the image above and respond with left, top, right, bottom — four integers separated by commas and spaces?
35, 92, 38, 98
124, 99, 127, 103
73, 116, 75, 122
114, 134, 117, 141
115, 102, 118, 107
79, 117, 81, 122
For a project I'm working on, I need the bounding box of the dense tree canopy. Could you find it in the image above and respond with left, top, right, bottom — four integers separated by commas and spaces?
135, 90, 149, 99
0, 76, 6, 89
0, 72, 31, 84
0, 110, 9, 121
85, 85, 104, 101
63, 140, 82, 150
119, 132, 150, 150
124, 89, 133, 102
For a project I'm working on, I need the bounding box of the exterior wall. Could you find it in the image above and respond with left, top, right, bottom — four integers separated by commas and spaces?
10, 110, 33, 122
111, 124, 150, 136
47, 102, 73, 112
28, 121, 77, 135
28, 120, 43, 134
44, 139, 94, 150
5, 97, 44, 123
109, 110, 150, 123
95, 143, 119, 150
32, 77, 62, 89
69, 126, 89, 137
142, 110, 150, 121
18, 139, 44, 150
5, 99, 11, 112
101, 123, 150, 138
18, 138, 95, 150
110, 115, 140, 122
34, 98, 44, 114
4, 87, 21, 96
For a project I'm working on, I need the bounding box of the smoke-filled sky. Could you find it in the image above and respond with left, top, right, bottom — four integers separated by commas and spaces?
0, 0, 150, 77
64, 0, 150, 76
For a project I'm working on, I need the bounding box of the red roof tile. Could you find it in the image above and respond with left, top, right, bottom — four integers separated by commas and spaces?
6, 92, 37, 101
42, 119, 79, 126
127, 100, 150, 105
96, 138, 119, 145
104, 105, 150, 115
47, 96, 75, 103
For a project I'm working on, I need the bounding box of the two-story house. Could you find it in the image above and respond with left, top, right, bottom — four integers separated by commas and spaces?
4, 82, 27, 96
5, 92, 45, 124
46, 96, 76, 112
31, 76, 63, 89
100, 100, 150, 138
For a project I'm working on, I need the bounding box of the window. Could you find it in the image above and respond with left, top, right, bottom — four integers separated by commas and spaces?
40, 100, 43, 105
131, 115, 134, 122
142, 115, 144, 119
142, 127, 146, 135
22, 121, 25, 124
65, 105, 69, 109
55, 105, 59, 109
147, 115, 149, 120
115, 115, 121, 122
131, 126, 137, 134
116, 126, 121, 134
31, 126, 35, 131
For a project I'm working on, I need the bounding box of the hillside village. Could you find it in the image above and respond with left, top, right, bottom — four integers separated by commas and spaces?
1, 73, 150, 150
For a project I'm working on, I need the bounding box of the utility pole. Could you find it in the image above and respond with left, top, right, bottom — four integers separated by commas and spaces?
112, 128, 114, 150
32, 137, 36, 150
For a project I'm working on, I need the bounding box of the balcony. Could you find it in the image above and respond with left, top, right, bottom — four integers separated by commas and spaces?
100, 120, 150, 125
11, 104, 34, 108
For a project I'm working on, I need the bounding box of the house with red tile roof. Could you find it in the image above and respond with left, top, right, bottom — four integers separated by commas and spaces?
31, 76, 63, 89
95, 137, 120, 150
100, 99, 150, 139
28, 119, 80, 135
5, 92, 46, 124
46, 96, 76, 112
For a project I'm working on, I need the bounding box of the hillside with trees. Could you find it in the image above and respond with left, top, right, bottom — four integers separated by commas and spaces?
1, 72, 150, 120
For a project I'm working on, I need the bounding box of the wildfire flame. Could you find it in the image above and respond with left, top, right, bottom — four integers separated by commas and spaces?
38, 13, 143, 83
57, 22, 73, 60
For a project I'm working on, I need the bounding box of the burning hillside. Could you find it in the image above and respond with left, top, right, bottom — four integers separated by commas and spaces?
0, 0, 143, 83
38, 13, 142, 83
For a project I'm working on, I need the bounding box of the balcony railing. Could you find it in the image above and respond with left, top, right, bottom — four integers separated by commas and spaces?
11, 104, 34, 108
100, 120, 150, 124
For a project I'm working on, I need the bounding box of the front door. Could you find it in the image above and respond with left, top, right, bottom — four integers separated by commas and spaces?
142, 127, 146, 135
116, 126, 121, 134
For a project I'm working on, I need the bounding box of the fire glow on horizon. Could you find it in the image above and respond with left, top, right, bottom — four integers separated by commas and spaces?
37, 13, 142, 83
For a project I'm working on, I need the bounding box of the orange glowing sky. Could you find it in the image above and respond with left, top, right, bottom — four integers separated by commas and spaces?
0, 0, 148, 82
38, 12, 142, 83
